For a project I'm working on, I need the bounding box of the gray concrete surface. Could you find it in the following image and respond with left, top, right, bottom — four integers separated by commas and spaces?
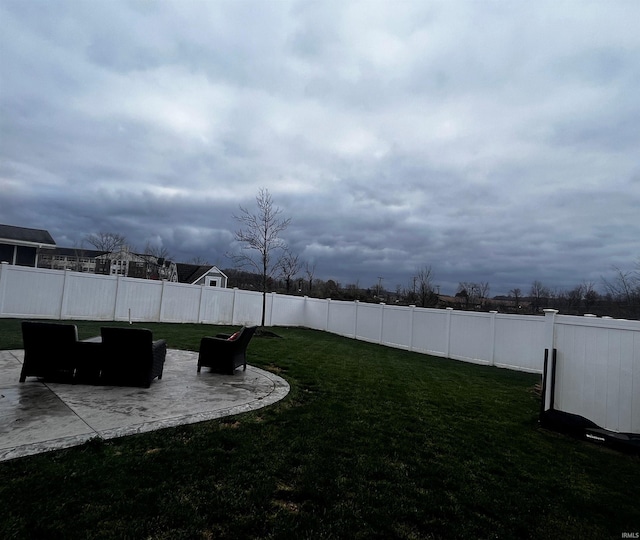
0, 349, 289, 462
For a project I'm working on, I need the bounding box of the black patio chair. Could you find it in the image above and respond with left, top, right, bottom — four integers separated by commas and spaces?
99, 327, 167, 388
19, 321, 80, 382
197, 326, 258, 375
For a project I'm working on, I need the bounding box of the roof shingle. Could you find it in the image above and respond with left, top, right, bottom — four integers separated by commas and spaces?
0, 224, 56, 246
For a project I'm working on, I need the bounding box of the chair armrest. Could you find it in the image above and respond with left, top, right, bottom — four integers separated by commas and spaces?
152, 339, 167, 361
150, 339, 167, 383
215, 333, 232, 339
201, 336, 236, 348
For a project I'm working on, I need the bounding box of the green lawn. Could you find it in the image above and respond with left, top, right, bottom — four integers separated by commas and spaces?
1, 319, 638, 539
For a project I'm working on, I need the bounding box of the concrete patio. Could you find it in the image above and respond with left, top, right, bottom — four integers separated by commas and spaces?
0, 348, 290, 462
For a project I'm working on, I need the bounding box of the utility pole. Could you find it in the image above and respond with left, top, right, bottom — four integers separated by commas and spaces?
377, 276, 383, 297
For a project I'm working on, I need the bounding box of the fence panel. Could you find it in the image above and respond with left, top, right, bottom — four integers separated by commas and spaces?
355, 302, 383, 343
494, 314, 545, 373
324, 300, 356, 337
381, 305, 412, 350
270, 294, 306, 326
160, 282, 202, 323
0, 266, 65, 319
230, 289, 262, 326
553, 316, 640, 434
303, 297, 329, 330
114, 278, 163, 322
448, 311, 492, 365
198, 287, 234, 324
410, 308, 449, 356
62, 272, 118, 320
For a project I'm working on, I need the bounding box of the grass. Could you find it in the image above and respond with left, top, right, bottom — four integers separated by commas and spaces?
0, 319, 638, 539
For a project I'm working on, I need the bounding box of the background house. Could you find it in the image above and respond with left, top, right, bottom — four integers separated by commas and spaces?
0, 223, 173, 279
176, 264, 228, 287
0, 223, 56, 267
94, 247, 178, 281
38, 247, 108, 273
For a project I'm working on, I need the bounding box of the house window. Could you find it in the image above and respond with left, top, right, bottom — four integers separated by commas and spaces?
208, 278, 218, 287
0, 244, 13, 263
16, 246, 37, 266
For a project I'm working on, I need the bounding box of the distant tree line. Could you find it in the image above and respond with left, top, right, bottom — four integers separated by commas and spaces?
85, 204, 640, 320
226, 258, 640, 320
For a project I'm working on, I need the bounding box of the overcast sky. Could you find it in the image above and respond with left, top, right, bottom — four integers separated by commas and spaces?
1, 1, 639, 296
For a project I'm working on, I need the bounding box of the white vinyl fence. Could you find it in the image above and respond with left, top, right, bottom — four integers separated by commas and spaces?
1, 263, 638, 434
0, 264, 264, 325
542, 311, 640, 435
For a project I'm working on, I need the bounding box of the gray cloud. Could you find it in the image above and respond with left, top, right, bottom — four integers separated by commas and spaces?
1, 0, 639, 296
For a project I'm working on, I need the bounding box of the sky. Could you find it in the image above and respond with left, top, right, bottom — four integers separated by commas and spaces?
1, 0, 639, 297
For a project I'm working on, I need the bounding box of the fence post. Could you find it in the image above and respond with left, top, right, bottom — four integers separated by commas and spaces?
542, 309, 559, 412
408, 305, 416, 351
269, 292, 276, 326
113, 276, 123, 321
231, 288, 238, 325
0, 262, 8, 317
325, 298, 331, 331
354, 300, 359, 339
489, 311, 498, 366
197, 285, 205, 323
159, 280, 167, 322
445, 307, 454, 358
59, 270, 70, 320
379, 302, 386, 344
303, 295, 309, 328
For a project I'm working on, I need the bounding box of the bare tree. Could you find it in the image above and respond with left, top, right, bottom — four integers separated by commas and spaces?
278, 249, 301, 293
457, 282, 483, 308
510, 288, 522, 310
139, 241, 174, 280
229, 188, 291, 326
478, 282, 490, 305
85, 232, 126, 254
415, 266, 437, 307
143, 241, 172, 262
66, 240, 89, 272
375, 276, 384, 298
602, 265, 639, 308
305, 262, 316, 293
529, 280, 551, 312
582, 281, 599, 311
456, 283, 471, 309
189, 256, 211, 265
601, 262, 640, 317
565, 284, 584, 312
